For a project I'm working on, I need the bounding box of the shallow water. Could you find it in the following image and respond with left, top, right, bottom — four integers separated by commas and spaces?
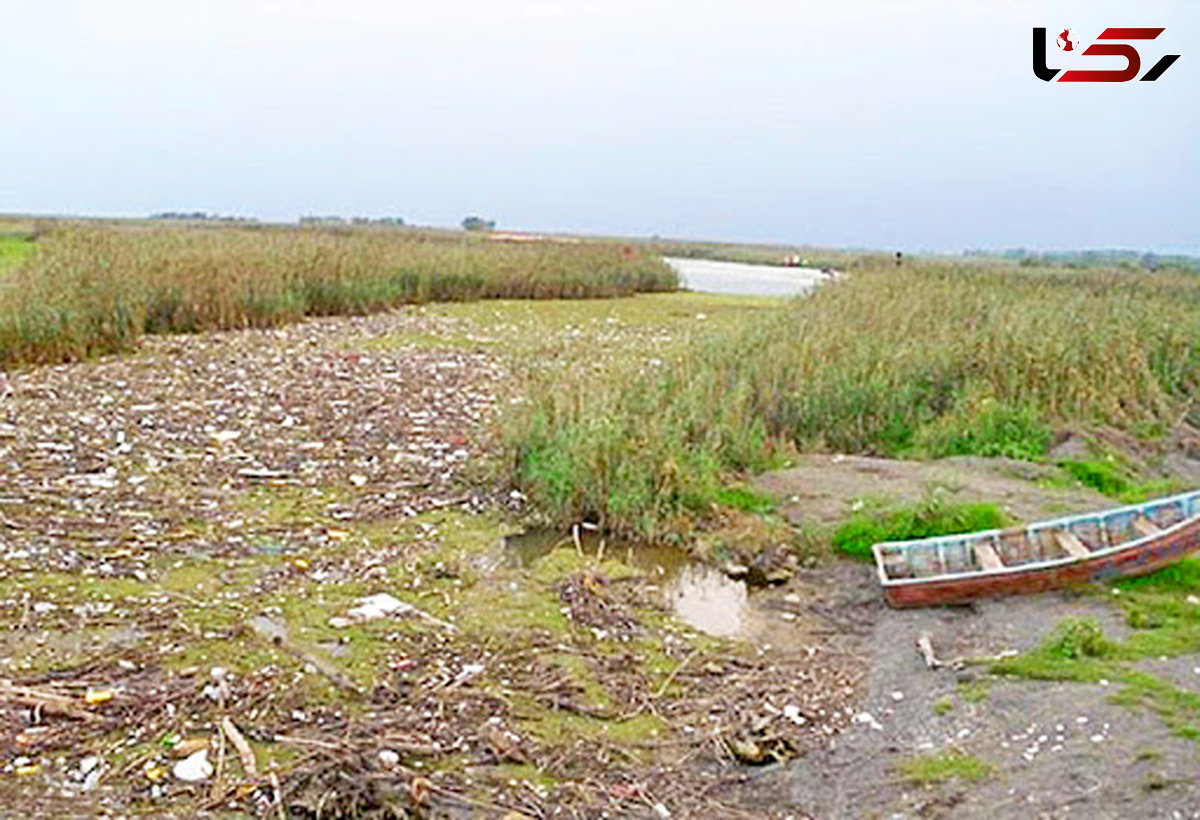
504, 530, 751, 638
664, 256, 827, 297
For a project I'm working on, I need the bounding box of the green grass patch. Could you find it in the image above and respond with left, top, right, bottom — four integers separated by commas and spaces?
957, 678, 991, 704
1057, 459, 1133, 497
0, 235, 33, 273
896, 750, 993, 783
991, 617, 1119, 682
714, 485, 775, 514
1111, 670, 1200, 740
1117, 556, 1200, 594
831, 497, 1009, 560
1052, 459, 1186, 504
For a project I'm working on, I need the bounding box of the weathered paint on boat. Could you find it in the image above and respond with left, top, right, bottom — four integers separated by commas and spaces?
873, 490, 1200, 608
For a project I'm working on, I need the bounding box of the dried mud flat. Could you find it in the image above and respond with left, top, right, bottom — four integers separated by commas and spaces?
731, 561, 1200, 820
756, 454, 1113, 526
0, 305, 865, 819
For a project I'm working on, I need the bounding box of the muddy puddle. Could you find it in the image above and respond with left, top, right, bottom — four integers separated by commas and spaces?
505, 531, 797, 641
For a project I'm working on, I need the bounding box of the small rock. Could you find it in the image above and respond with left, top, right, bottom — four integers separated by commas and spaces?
173, 750, 213, 782
378, 749, 400, 768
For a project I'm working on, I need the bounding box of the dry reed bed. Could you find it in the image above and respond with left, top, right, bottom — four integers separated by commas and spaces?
0, 226, 676, 365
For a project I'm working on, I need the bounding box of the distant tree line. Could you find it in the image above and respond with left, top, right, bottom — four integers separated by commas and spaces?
299, 216, 406, 227
964, 248, 1198, 273
150, 212, 258, 223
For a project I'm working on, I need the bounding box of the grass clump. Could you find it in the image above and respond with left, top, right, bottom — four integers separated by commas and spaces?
831, 497, 1009, 560
993, 586, 1200, 742
0, 225, 677, 366
957, 679, 991, 704
1054, 458, 1188, 504
1057, 459, 1133, 497
713, 486, 775, 514
991, 617, 1118, 682
896, 750, 993, 783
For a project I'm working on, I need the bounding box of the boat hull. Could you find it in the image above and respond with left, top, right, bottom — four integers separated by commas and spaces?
882, 517, 1200, 608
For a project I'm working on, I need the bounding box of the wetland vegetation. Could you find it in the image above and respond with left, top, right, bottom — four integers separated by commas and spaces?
4, 216, 1200, 816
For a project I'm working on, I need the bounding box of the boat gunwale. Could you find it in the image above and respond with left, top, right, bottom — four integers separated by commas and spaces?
872, 489, 1200, 589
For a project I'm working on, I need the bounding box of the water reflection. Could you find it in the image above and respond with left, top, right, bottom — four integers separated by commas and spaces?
664, 563, 747, 637
504, 530, 750, 638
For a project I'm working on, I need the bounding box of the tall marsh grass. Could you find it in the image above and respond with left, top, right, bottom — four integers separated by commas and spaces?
507, 262, 1200, 535
0, 226, 676, 365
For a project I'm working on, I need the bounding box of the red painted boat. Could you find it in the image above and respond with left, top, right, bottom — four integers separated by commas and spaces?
873, 490, 1200, 608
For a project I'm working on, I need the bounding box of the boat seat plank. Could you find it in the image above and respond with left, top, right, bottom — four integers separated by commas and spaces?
1054, 530, 1091, 559
974, 541, 1004, 572
1133, 517, 1162, 538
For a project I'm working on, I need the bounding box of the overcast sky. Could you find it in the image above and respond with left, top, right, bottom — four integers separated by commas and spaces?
2, 0, 1196, 252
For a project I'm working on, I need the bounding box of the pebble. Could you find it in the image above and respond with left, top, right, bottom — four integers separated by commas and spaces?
853, 712, 884, 731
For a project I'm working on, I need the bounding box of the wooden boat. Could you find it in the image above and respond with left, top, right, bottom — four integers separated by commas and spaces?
873, 490, 1200, 608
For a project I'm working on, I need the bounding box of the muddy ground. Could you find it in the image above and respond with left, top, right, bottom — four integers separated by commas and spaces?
734, 562, 1200, 820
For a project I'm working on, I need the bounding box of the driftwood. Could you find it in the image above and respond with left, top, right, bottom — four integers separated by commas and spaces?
0, 680, 101, 721
915, 632, 941, 669
222, 716, 259, 779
